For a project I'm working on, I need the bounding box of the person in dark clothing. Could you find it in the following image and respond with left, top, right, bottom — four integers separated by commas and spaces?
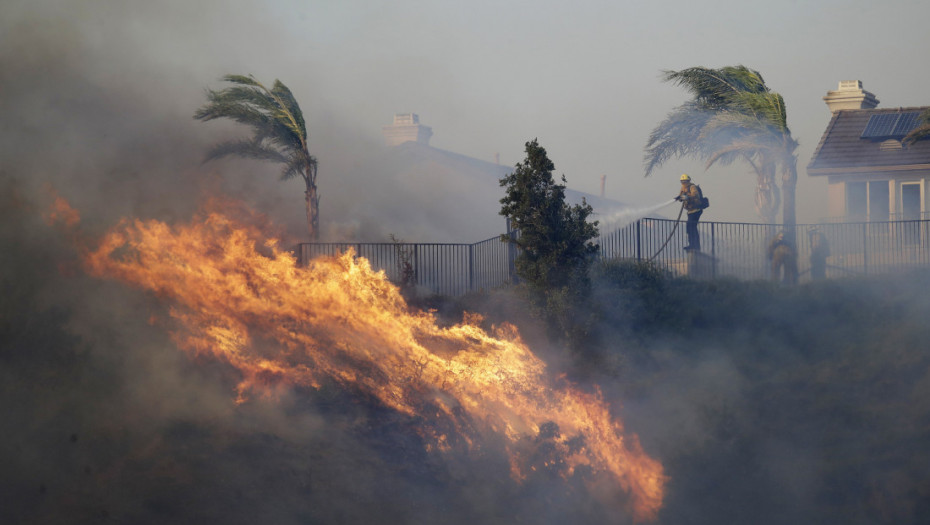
808, 227, 830, 280
767, 231, 798, 284
676, 174, 707, 251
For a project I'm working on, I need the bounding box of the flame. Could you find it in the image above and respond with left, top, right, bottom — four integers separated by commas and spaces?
42, 184, 81, 228
81, 203, 666, 521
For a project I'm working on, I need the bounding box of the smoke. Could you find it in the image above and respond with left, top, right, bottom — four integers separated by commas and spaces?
581, 268, 930, 525
5, 2, 930, 524
0, 5, 513, 524
0, 1, 512, 247
0, 8, 645, 510
0, 186, 551, 524
0, 5, 607, 521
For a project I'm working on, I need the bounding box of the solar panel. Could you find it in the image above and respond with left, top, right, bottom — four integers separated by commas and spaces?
861, 112, 922, 139
892, 112, 921, 135
861, 114, 899, 138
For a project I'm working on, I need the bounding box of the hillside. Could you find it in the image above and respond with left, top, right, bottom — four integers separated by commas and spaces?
3, 188, 929, 523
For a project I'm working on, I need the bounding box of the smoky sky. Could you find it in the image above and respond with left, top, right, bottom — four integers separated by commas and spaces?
3, 2, 930, 524
7, 0, 930, 233
0, 0, 513, 244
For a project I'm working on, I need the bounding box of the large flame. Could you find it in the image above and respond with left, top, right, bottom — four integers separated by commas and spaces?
81, 203, 666, 521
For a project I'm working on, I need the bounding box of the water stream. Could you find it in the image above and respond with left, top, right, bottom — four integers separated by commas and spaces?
599, 199, 680, 231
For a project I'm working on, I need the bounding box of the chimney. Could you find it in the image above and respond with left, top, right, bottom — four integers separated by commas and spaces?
382, 113, 433, 147
823, 80, 879, 112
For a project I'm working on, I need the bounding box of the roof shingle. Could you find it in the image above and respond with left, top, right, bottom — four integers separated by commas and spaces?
807, 107, 930, 175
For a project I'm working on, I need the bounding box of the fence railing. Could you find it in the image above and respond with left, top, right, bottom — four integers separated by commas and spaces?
822, 211, 930, 222
296, 234, 517, 297
599, 218, 930, 281
296, 218, 930, 296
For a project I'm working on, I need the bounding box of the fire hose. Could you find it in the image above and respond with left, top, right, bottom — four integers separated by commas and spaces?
647, 200, 685, 262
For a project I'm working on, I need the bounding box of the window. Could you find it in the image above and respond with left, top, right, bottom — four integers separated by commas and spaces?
902, 183, 921, 245
902, 183, 921, 220
846, 181, 890, 221
846, 182, 866, 220
869, 181, 889, 221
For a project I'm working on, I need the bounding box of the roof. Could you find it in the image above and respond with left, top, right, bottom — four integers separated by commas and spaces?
807, 107, 930, 176
391, 141, 630, 212
376, 141, 636, 241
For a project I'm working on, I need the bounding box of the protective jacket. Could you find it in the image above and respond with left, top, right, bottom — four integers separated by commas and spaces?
679, 182, 705, 214
767, 234, 798, 284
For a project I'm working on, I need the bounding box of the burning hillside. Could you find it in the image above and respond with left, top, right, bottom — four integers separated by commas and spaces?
68, 198, 666, 522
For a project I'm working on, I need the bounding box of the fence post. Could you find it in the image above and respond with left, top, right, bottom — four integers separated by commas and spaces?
924, 220, 929, 265
635, 220, 642, 262
506, 219, 518, 284
711, 222, 716, 279
862, 222, 868, 275
413, 244, 419, 287
468, 243, 475, 292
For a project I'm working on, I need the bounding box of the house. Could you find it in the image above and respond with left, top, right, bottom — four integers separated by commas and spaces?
807, 81, 930, 221
378, 113, 630, 241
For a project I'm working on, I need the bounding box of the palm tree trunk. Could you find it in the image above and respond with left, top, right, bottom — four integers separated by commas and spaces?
754, 166, 779, 224
781, 159, 798, 243
305, 186, 319, 241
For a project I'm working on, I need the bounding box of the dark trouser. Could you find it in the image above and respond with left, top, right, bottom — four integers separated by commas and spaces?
686, 210, 702, 250
772, 257, 798, 284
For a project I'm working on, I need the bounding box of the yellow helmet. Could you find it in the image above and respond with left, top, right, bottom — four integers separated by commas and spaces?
680, 174, 691, 182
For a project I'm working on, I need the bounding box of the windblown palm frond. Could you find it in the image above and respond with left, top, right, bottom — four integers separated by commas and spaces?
702, 141, 767, 169
204, 139, 290, 164
702, 111, 794, 151
661, 66, 768, 109
270, 80, 307, 139
195, 74, 320, 239
644, 103, 715, 176
280, 155, 316, 182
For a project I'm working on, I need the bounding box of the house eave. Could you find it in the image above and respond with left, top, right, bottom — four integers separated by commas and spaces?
808, 163, 930, 176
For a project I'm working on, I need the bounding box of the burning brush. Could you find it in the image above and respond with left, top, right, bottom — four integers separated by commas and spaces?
61, 198, 666, 522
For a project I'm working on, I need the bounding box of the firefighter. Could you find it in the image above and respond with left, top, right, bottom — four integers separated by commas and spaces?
767, 231, 798, 284
808, 227, 830, 280
675, 174, 707, 251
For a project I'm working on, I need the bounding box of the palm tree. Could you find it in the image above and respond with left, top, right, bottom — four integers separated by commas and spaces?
194, 74, 319, 240
903, 108, 930, 145
645, 66, 798, 229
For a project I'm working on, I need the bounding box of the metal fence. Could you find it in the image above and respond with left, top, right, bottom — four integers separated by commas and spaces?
599, 218, 930, 281
296, 234, 516, 297
824, 211, 930, 222
296, 218, 930, 296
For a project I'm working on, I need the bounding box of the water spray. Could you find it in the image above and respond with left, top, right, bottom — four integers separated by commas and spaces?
601, 199, 686, 261
600, 199, 679, 231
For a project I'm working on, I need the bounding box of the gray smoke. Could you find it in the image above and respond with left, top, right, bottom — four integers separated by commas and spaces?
5, 2, 930, 524
0, 8, 634, 523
